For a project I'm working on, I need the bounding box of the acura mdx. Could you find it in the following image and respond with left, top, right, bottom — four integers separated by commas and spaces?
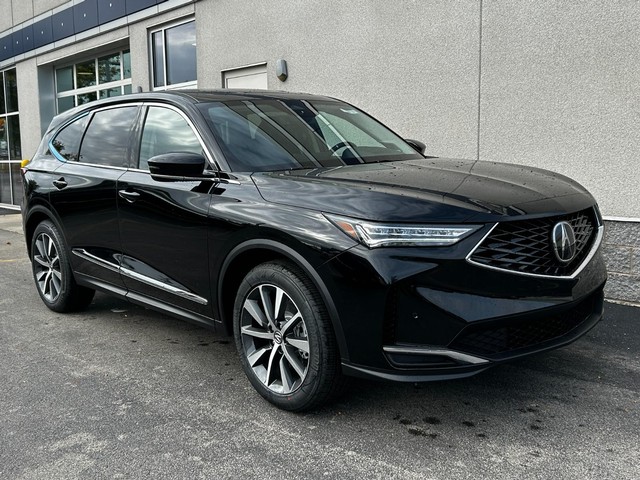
21, 90, 607, 410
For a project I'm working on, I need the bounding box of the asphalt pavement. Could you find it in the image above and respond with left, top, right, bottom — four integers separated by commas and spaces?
0, 212, 638, 479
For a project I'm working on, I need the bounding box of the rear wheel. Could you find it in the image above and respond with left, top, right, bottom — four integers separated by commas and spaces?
233, 261, 343, 411
31, 220, 95, 312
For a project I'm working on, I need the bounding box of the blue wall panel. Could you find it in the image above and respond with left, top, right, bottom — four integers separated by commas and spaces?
98, 0, 127, 24
11, 32, 24, 55
32, 17, 54, 49
22, 25, 35, 52
126, 0, 157, 15
74, 0, 99, 34
52, 8, 75, 42
0, 35, 13, 62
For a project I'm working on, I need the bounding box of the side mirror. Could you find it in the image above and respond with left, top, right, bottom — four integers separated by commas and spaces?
404, 139, 427, 155
148, 153, 207, 181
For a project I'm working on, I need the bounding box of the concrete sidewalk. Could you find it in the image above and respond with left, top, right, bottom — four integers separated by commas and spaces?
0, 210, 23, 235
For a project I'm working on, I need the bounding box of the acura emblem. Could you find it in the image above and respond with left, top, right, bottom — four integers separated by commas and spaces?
551, 221, 577, 263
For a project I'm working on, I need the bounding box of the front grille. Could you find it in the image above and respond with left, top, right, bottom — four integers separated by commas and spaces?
469, 208, 598, 276
450, 293, 597, 357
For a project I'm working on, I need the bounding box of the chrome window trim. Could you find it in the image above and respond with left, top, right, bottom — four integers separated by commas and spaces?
72, 248, 209, 305
382, 346, 490, 365
47, 101, 222, 172
48, 103, 143, 167
140, 102, 220, 171
465, 220, 605, 280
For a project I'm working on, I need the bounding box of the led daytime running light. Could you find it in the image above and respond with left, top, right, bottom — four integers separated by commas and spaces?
325, 214, 479, 248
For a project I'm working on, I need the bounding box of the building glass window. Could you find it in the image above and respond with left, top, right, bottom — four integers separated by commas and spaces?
55, 50, 132, 114
150, 19, 197, 90
0, 68, 21, 208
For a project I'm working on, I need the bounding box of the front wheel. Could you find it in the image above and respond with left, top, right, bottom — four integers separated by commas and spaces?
233, 261, 343, 411
31, 220, 95, 312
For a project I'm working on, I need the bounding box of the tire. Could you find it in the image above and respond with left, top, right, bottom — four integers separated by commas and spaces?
233, 261, 344, 411
31, 220, 95, 313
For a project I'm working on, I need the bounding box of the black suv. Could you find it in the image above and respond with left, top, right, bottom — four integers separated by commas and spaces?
21, 90, 607, 411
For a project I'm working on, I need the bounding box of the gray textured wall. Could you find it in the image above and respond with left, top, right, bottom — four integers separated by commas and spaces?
196, 0, 481, 162
480, 0, 640, 219
15, 58, 41, 160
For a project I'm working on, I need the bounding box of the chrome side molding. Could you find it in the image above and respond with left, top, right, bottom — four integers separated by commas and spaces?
72, 248, 208, 305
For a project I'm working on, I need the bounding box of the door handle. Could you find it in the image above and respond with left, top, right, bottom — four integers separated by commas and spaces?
52, 178, 67, 189
118, 190, 141, 203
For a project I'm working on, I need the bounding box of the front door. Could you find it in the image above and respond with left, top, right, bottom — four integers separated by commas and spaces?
117, 104, 215, 320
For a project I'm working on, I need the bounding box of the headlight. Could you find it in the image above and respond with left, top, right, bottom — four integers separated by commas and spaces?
324, 214, 481, 248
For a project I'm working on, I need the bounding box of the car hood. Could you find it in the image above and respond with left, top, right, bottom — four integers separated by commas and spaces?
251, 158, 596, 223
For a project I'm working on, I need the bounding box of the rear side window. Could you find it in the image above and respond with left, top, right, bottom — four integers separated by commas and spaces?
79, 106, 138, 167
138, 106, 203, 170
50, 115, 89, 161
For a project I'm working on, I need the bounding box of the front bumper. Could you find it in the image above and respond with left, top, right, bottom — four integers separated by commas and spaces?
319, 224, 607, 382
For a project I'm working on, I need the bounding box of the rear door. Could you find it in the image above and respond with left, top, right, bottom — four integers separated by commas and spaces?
117, 104, 215, 320
49, 105, 140, 291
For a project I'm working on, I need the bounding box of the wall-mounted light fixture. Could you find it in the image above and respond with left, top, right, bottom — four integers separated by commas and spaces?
276, 59, 288, 82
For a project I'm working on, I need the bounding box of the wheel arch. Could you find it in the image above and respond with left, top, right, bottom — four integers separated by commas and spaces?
218, 239, 349, 362
23, 204, 65, 258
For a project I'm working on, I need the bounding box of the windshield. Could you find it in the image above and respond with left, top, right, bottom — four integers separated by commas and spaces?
197, 99, 422, 172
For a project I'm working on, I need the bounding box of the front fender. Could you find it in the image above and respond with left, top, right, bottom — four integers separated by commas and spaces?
217, 238, 350, 362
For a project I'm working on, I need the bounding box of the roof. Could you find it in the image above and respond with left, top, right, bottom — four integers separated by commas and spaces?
172, 89, 336, 103
48, 89, 339, 131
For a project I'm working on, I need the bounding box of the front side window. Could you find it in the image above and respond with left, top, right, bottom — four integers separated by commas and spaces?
197, 99, 421, 172
151, 20, 197, 90
138, 106, 202, 170
55, 50, 132, 114
79, 107, 138, 167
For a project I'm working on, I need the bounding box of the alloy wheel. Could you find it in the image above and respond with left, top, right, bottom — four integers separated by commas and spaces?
240, 284, 310, 395
33, 233, 62, 303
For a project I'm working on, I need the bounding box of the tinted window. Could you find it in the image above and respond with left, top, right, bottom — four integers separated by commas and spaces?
51, 114, 89, 161
138, 107, 202, 170
197, 99, 421, 172
201, 103, 302, 172
79, 107, 138, 166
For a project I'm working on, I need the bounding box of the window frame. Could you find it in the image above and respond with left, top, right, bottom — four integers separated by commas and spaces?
54, 49, 133, 114
149, 18, 197, 91
49, 101, 221, 173
132, 103, 218, 173
77, 105, 141, 168
0, 67, 21, 207
49, 103, 142, 170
